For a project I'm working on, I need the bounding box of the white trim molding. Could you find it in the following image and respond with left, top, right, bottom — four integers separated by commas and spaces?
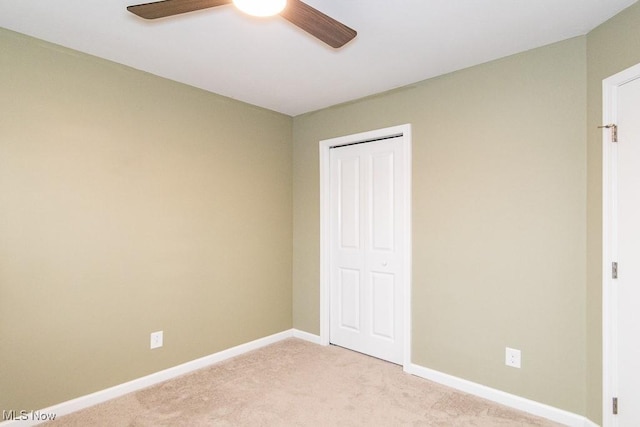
2, 329, 597, 427
602, 62, 640, 427
318, 123, 413, 369
406, 363, 598, 427
1, 330, 300, 427
292, 328, 322, 345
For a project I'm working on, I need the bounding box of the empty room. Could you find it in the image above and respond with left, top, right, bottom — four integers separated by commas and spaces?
2, 1, 640, 426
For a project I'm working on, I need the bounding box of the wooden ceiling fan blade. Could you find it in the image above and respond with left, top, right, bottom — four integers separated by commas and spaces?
280, 0, 356, 48
127, 0, 232, 19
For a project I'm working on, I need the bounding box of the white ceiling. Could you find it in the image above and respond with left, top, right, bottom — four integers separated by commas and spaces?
1, 0, 636, 116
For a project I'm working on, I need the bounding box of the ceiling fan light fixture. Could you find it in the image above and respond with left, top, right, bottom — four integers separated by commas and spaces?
233, 0, 287, 17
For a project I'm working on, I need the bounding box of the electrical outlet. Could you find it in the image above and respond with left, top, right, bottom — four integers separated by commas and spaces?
505, 347, 521, 368
150, 331, 163, 349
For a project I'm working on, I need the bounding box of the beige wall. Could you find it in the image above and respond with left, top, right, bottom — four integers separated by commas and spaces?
3, 1, 640, 420
0, 29, 293, 411
586, 2, 640, 423
293, 38, 588, 414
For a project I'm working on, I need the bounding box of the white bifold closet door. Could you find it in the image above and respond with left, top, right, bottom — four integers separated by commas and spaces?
329, 136, 405, 364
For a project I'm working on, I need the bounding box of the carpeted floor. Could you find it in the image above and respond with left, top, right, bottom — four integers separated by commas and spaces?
46, 339, 564, 426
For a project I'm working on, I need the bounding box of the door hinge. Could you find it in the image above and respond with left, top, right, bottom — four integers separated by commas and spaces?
612, 262, 618, 279
613, 397, 618, 415
598, 124, 618, 143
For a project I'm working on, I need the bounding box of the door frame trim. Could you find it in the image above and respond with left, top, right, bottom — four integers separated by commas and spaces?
602, 63, 640, 427
319, 123, 412, 369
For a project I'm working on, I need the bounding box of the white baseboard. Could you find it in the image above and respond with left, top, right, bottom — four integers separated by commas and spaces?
292, 328, 322, 345
1, 329, 296, 427
2, 330, 599, 427
405, 363, 598, 427
583, 419, 600, 427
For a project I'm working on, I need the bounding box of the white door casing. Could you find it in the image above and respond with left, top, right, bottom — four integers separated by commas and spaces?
603, 63, 640, 427
319, 124, 412, 369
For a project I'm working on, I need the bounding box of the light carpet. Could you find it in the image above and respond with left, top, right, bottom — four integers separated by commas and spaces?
46, 338, 564, 426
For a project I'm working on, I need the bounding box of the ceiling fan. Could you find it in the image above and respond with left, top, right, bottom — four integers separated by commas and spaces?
127, 0, 357, 48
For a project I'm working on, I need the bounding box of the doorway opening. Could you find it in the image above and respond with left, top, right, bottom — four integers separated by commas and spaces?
602, 62, 640, 427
